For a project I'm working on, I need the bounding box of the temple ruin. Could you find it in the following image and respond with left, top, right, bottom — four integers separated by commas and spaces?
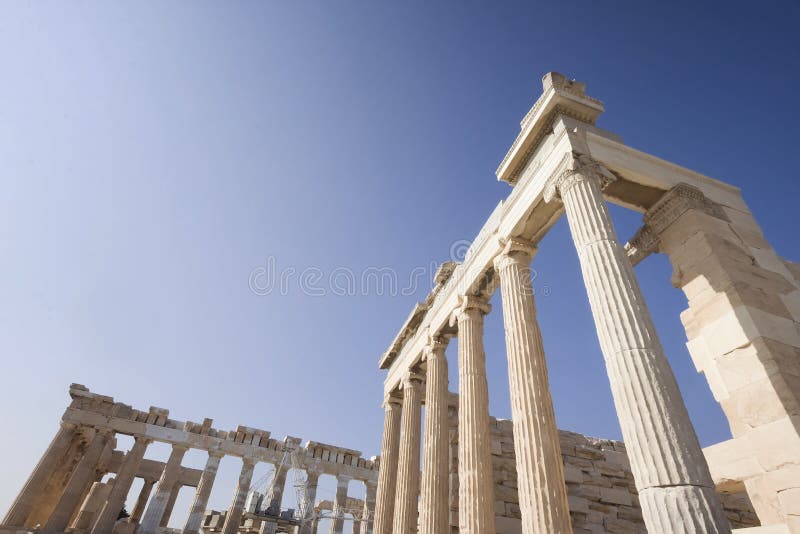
2, 72, 799, 533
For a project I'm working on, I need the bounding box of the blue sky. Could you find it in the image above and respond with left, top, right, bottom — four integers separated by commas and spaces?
1, 1, 798, 526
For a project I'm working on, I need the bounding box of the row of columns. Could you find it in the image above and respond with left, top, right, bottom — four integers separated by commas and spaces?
373, 154, 730, 533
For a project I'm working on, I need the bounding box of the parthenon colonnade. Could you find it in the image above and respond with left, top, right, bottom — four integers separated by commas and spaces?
1, 384, 378, 534
375, 72, 800, 533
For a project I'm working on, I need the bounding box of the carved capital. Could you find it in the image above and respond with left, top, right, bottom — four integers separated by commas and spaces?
382, 392, 402, 410
493, 236, 537, 272
449, 294, 491, 327
624, 183, 730, 265
422, 333, 448, 362
401, 371, 424, 390
543, 152, 616, 202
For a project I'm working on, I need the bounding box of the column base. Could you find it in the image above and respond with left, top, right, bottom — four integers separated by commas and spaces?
638, 485, 732, 533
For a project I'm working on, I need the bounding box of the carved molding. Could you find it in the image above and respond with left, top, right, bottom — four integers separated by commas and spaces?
624, 183, 730, 265
543, 152, 617, 203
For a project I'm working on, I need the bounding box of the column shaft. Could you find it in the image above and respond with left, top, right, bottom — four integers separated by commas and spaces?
330, 475, 350, 534
159, 484, 181, 527
494, 238, 572, 533
131, 479, 156, 523
419, 338, 450, 534
452, 296, 496, 534
363, 481, 377, 534
182, 453, 223, 534
372, 396, 402, 534
554, 160, 729, 532
3, 422, 78, 526
299, 471, 320, 534
265, 463, 289, 515
43, 429, 111, 533
392, 373, 423, 534
221, 458, 257, 534
91, 436, 151, 533
140, 445, 188, 533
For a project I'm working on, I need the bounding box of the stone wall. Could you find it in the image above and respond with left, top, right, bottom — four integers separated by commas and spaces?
446, 400, 759, 533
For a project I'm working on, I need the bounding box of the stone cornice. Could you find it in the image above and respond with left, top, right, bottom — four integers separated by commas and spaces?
497, 72, 605, 185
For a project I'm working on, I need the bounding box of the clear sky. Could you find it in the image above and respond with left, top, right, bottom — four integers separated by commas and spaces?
1, 0, 798, 527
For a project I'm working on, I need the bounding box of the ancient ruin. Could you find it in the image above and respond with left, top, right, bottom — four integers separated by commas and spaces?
374, 73, 799, 534
2, 73, 798, 533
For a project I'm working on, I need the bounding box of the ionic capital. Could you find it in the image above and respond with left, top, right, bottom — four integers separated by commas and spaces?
382, 392, 402, 410
623, 183, 729, 266
543, 152, 616, 203
493, 236, 537, 272
449, 294, 491, 327
401, 371, 424, 390
241, 456, 258, 467
422, 333, 448, 362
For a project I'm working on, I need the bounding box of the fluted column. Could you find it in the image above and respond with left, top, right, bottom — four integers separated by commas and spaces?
182, 452, 223, 534
299, 469, 321, 534
546, 154, 729, 532
392, 372, 423, 534
372, 394, 402, 534
363, 480, 377, 534
494, 237, 572, 533
330, 474, 351, 534
91, 436, 151, 533
221, 457, 257, 534
3, 422, 79, 526
160, 484, 181, 527
140, 444, 189, 533
419, 336, 450, 534
43, 428, 112, 533
450, 295, 496, 534
265, 462, 289, 515
131, 478, 156, 523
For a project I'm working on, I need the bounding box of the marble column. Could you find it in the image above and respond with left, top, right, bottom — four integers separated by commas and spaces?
265, 462, 289, 515
372, 394, 402, 534
494, 237, 572, 533
27, 435, 87, 527
43, 428, 112, 533
363, 480, 377, 534
2, 422, 78, 526
546, 154, 730, 532
353, 520, 362, 534
140, 444, 189, 533
182, 452, 223, 534
130, 478, 156, 524
391, 372, 423, 534
331, 474, 351, 534
299, 469, 321, 534
419, 336, 450, 534
160, 484, 182, 527
91, 436, 151, 533
221, 457, 257, 534
450, 295, 496, 534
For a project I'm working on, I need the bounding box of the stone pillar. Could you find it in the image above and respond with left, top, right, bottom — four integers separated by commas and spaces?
221, 457, 257, 534
27, 434, 87, 527
372, 394, 402, 534
494, 237, 572, 533
450, 295, 496, 534
545, 155, 729, 532
419, 336, 450, 534
353, 519, 362, 534
140, 444, 189, 533
363, 480, 377, 534
265, 462, 289, 515
72, 480, 113, 530
131, 478, 156, 524
299, 469, 321, 534
160, 484, 182, 527
330, 475, 351, 534
43, 428, 112, 533
2, 422, 79, 526
391, 372, 423, 534
91, 436, 151, 533
182, 452, 223, 534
